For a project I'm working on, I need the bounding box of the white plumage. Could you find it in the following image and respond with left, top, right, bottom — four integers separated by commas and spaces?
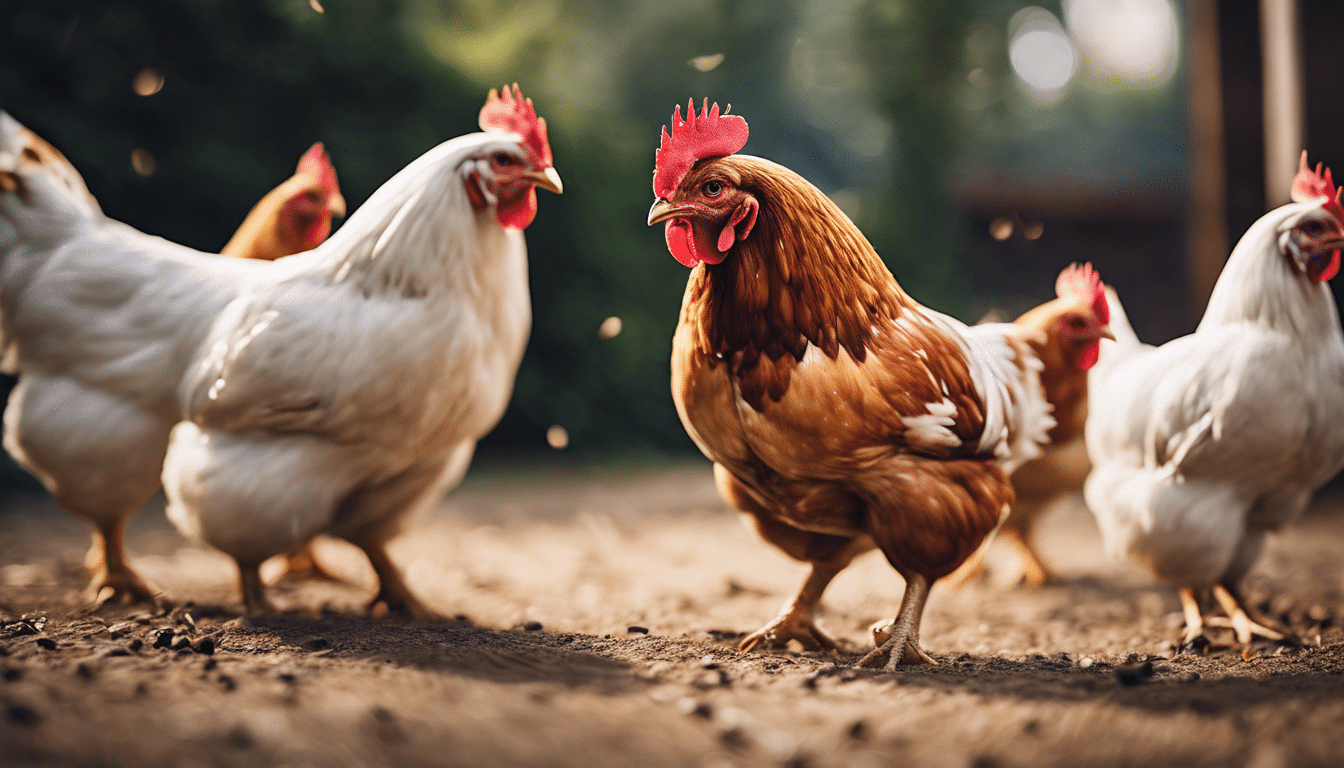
1085, 190, 1344, 648
0, 94, 560, 616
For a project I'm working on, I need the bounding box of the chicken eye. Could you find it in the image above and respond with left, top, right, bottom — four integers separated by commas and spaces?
1068, 316, 1088, 329
703, 180, 724, 197
493, 153, 518, 167
1302, 220, 1325, 236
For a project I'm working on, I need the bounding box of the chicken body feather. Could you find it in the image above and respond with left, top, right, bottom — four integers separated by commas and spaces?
652, 129, 1052, 668
163, 125, 552, 616
1086, 191, 1344, 648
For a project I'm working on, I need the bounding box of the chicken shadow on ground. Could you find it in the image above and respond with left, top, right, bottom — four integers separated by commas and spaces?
222, 614, 638, 690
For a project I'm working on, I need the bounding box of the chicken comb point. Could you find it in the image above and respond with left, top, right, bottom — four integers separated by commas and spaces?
296, 142, 340, 197
653, 98, 749, 198
1291, 151, 1344, 225
1056, 262, 1108, 325
478, 83, 553, 167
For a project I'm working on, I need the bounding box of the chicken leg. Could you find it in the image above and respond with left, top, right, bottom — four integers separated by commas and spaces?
857, 572, 937, 670
356, 538, 441, 622
739, 562, 844, 652
84, 518, 161, 609
267, 541, 347, 585
236, 560, 276, 615
1207, 582, 1291, 646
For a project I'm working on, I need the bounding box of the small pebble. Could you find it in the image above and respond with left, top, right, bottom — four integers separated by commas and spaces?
194, 637, 216, 656
153, 629, 175, 649
202, 658, 218, 672
171, 636, 193, 652
306, 637, 330, 651
522, 621, 543, 632
278, 672, 296, 684
1077, 657, 1094, 669
35, 638, 56, 651
700, 655, 719, 669
6, 704, 39, 726
1180, 672, 1201, 683
128, 639, 144, 652
627, 626, 649, 635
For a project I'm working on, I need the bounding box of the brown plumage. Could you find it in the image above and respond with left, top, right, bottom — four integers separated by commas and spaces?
220, 143, 345, 262
651, 110, 1054, 668
946, 274, 1113, 588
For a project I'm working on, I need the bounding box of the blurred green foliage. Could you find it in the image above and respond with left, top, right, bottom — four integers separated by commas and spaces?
0, 0, 1182, 468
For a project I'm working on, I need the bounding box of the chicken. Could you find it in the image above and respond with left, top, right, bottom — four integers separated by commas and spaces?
0, 85, 559, 616
646, 101, 1055, 669
945, 265, 1113, 588
220, 142, 349, 585
221, 142, 346, 262
160, 84, 561, 618
1085, 152, 1344, 653
0, 121, 337, 607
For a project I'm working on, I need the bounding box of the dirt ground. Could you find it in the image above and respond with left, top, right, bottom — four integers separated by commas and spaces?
2, 461, 1344, 768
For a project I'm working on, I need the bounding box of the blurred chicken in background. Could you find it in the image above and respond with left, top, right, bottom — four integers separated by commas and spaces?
0, 127, 342, 607
1086, 153, 1344, 655
946, 265, 1113, 589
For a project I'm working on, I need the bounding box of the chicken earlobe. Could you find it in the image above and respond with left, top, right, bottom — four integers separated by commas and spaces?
716, 197, 758, 252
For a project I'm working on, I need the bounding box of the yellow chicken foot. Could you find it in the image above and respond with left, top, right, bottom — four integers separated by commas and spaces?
738, 563, 842, 652
266, 542, 347, 585
1178, 586, 1208, 648
83, 521, 162, 609
857, 573, 937, 670
1208, 583, 1292, 648
359, 541, 442, 622
1004, 527, 1052, 588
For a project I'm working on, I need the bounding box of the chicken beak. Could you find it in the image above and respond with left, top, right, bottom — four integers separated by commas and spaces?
527, 167, 563, 195
1099, 325, 1116, 341
647, 198, 679, 227
327, 191, 347, 219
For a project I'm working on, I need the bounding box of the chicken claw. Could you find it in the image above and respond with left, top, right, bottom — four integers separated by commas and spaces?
856, 573, 937, 671
738, 614, 839, 653
83, 523, 163, 609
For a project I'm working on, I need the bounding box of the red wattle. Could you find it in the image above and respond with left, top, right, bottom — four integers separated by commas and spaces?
1078, 340, 1100, 370
665, 218, 701, 268
1319, 250, 1341, 282
496, 188, 538, 229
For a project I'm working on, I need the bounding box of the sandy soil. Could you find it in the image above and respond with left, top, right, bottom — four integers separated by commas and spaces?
2, 462, 1344, 768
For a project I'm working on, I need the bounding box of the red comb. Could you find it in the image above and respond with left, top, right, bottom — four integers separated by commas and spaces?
296, 142, 339, 197
1291, 151, 1344, 225
478, 83, 552, 167
1056, 262, 1108, 325
653, 99, 749, 198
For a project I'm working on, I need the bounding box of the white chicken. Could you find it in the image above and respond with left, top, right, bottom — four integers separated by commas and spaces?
1085, 153, 1344, 651
0, 86, 560, 617
162, 85, 561, 618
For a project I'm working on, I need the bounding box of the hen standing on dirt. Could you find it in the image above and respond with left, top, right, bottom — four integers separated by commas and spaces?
1085, 153, 1344, 653
162, 85, 561, 618
947, 265, 1113, 588
0, 119, 341, 608
647, 101, 1055, 669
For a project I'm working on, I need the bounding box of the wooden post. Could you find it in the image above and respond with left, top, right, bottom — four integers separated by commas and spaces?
1187, 0, 1228, 305
1260, 0, 1304, 206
